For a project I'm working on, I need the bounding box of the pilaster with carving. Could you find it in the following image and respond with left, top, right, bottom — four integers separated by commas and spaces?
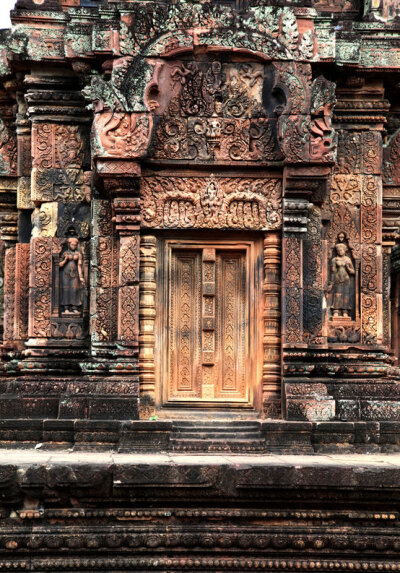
23, 74, 91, 367
0, 83, 18, 356
263, 232, 281, 418
139, 235, 157, 418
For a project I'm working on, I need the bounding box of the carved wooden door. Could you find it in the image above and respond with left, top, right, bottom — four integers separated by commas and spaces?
161, 239, 259, 407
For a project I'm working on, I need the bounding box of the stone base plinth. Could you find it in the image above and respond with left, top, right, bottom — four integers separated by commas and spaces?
0, 450, 399, 571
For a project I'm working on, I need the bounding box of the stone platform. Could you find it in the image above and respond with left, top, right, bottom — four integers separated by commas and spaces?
0, 419, 399, 454
0, 449, 399, 571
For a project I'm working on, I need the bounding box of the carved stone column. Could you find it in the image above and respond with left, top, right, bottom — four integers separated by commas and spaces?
139, 235, 157, 418
262, 232, 281, 418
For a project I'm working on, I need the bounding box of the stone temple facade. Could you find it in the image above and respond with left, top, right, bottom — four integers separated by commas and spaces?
0, 0, 400, 571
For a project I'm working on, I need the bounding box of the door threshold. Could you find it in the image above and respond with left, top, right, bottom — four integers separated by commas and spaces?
157, 408, 261, 421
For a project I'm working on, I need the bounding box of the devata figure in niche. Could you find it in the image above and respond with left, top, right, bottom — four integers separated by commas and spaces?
328, 241, 355, 318
59, 237, 85, 316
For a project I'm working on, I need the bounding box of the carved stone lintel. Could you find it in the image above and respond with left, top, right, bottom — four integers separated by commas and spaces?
141, 176, 282, 231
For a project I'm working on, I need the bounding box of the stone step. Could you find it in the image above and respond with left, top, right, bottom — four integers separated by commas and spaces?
172, 431, 262, 440
171, 438, 266, 452
173, 421, 260, 428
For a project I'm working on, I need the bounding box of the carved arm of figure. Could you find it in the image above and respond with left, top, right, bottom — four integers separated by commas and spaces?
77, 251, 85, 287
326, 258, 337, 293
345, 257, 355, 275
59, 251, 71, 269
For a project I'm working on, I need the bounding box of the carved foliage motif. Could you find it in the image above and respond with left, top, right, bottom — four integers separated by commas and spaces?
335, 131, 381, 176
361, 175, 381, 345
304, 207, 324, 345
141, 176, 282, 231
32, 168, 85, 203
32, 124, 84, 169
118, 235, 140, 346
120, 236, 139, 286
331, 174, 361, 205
3, 246, 16, 343
283, 236, 302, 344
14, 244, 30, 341
153, 116, 283, 163
91, 200, 118, 343
29, 238, 52, 338
336, 131, 362, 174
117, 5, 315, 62
119, 286, 139, 344
93, 113, 152, 159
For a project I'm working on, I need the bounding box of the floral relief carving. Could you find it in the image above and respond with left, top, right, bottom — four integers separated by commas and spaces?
32, 168, 85, 203
120, 236, 140, 286
29, 238, 52, 338
330, 175, 361, 205
32, 124, 84, 169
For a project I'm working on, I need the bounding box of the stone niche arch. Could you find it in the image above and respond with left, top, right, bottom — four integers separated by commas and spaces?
91, 29, 336, 418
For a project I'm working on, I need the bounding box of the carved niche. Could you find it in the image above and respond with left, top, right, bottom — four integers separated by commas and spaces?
326, 209, 361, 344
50, 236, 89, 342
327, 234, 356, 320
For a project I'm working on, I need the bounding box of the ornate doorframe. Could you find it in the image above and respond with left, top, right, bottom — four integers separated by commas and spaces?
139, 229, 281, 419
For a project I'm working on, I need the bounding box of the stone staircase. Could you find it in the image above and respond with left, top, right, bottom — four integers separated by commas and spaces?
171, 420, 265, 452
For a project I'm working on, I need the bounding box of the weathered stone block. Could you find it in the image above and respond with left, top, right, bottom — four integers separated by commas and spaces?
286, 399, 336, 421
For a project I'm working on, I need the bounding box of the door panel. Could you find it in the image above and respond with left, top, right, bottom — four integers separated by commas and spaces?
164, 240, 254, 406
217, 252, 247, 399
169, 250, 202, 399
